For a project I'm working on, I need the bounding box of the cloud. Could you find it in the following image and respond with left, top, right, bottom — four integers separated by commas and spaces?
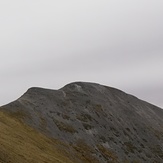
0, 0, 163, 108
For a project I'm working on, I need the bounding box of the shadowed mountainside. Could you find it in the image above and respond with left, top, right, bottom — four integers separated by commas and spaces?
0, 82, 163, 163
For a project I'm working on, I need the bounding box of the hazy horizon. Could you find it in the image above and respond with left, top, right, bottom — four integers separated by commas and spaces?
0, 0, 163, 108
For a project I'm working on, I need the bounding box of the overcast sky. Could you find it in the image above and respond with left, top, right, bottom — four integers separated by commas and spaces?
0, 0, 163, 108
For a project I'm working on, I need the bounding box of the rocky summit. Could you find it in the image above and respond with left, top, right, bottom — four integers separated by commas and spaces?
0, 82, 163, 163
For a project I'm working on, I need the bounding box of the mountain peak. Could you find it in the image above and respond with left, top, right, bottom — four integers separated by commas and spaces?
1, 82, 163, 163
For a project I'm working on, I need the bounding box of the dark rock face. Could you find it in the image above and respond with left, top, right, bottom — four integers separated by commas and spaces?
1, 82, 163, 162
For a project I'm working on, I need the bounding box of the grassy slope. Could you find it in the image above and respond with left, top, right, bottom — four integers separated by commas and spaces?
0, 111, 75, 163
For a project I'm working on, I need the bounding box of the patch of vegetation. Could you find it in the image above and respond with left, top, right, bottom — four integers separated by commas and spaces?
133, 127, 137, 132
39, 116, 47, 130
137, 149, 142, 153
76, 113, 93, 122
110, 127, 120, 137
132, 160, 141, 163
99, 136, 107, 143
0, 111, 75, 163
124, 141, 137, 154
140, 143, 145, 148
60, 101, 69, 107
123, 159, 130, 163
35, 112, 47, 130
93, 104, 105, 118
85, 100, 91, 105
94, 104, 103, 112
150, 145, 163, 158
123, 159, 140, 163
49, 110, 55, 114
153, 129, 163, 140
123, 130, 131, 139
3, 109, 31, 121
53, 119, 77, 133
62, 114, 70, 120
142, 138, 147, 142
126, 128, 131, 132
57, 112, 61, 116
82, 123, 93, 130
97, 144, 118, 162
72, 139, 99, 163
145, 152, 152, 158
117, 118, 121, 122
108, 137, 115, 141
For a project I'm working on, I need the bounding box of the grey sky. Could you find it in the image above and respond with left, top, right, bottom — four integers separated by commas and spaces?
0, 0, 163, 108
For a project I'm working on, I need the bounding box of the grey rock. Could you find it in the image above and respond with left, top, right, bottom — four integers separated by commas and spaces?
1, 82, 163, 163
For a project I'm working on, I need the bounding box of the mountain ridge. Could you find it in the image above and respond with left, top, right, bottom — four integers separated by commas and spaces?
1, 82, 163, 162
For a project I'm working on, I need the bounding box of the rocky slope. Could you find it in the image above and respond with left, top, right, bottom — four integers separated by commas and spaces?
0, 82, 163, 162
0, 111, 76, 163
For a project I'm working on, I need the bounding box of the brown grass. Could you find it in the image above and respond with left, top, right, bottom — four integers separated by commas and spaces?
76, 113, 93, 122
97, 144, 118, 162
72, 139, 99, 163
0, 111, 75, 163
53, 119, 77, 133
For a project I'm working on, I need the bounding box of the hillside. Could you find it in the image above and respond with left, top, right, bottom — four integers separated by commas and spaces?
0, 111, 77, 163
0, 82, 163, 162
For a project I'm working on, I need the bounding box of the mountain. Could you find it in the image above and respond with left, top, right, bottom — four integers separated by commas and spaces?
0, 82, 163, 163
